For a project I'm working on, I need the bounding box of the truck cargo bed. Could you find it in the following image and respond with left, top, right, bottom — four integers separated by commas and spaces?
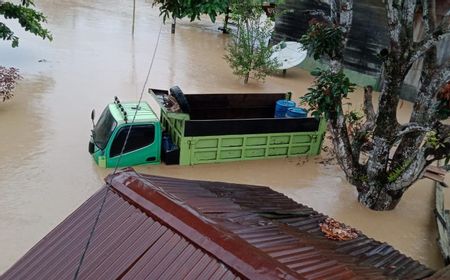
150, 88, 326, 165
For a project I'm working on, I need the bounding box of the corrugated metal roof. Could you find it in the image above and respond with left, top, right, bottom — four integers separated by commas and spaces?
138, 173, 435, 279
0, 186, 241, 280
427, 264, 450, 279
1, 168, 435, 279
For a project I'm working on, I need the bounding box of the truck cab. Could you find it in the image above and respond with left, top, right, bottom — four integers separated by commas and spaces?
89, 97, 161, 168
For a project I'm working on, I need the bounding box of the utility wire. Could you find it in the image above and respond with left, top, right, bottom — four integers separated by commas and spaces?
73, 21, 164, 280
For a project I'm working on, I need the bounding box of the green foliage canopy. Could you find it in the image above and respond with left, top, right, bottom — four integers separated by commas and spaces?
299, 21, 344, 60
0, 0, 52, 47
153, 0, 229, 23
300, 69, 355, 119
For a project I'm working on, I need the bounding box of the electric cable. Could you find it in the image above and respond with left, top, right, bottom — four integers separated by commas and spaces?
72, 21, 164, 280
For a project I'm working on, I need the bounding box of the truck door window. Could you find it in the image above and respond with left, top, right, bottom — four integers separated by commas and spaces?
110, 125, 155, 157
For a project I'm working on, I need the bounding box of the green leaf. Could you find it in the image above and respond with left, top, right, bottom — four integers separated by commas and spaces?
311, 111, 322, 119
0, 1, 52, 47
310, 69, 322, 76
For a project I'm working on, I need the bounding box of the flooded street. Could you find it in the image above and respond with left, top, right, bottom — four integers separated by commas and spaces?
0, 0, 448, 274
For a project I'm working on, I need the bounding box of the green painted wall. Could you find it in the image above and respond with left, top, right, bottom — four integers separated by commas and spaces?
298, 57, 381, 90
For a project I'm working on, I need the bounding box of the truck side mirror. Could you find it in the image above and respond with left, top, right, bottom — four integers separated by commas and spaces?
91, 109, 95, 125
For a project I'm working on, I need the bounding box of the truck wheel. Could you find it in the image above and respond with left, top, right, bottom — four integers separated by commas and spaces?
169, 86, 190, 114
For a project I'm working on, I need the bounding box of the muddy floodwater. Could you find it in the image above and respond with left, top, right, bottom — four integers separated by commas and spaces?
0, 0, 449, 274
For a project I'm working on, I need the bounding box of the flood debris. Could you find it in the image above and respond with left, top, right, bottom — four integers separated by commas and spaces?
320, 217, 359, 241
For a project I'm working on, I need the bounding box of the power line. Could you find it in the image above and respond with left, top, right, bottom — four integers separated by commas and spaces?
72, 21, 164, 280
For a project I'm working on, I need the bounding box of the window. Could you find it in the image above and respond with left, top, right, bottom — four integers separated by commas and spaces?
93, 108, 117, 150
110, 125, 155, 157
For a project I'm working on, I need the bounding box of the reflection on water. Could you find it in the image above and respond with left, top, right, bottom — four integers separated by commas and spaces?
0, 0, 448, 273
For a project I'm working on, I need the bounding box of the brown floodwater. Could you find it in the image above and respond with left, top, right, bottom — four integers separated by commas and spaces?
0, 0, 448, 274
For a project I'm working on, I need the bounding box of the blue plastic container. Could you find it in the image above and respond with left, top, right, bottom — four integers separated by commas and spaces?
286, 107, 307, 118
274, 100, 296, 118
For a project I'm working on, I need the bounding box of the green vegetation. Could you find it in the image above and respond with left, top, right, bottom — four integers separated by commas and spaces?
224, 1, 279, 84
301, 69, 355, 118
152, 0, 229, 23
0, 0, 52, 47
0, 0, 51, 102
299, 21, 344, 60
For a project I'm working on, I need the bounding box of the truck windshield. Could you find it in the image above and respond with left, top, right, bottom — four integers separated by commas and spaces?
93, 108, 117, 150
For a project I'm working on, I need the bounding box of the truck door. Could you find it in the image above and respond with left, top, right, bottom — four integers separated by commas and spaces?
107, 124, 160, 167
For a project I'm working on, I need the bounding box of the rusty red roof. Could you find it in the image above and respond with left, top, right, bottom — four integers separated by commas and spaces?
1, 168, 434, 279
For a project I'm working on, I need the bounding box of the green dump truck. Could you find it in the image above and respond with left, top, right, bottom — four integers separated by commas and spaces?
89, 86, 326, 167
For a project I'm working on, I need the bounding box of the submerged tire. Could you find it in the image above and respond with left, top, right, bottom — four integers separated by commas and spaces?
169, 86, 190, 114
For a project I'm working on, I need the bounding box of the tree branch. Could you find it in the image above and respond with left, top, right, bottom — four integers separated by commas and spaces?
363, 85, 375, 123
385, 0, 402, 43
398, 123, 431, 136
401, 0, 417, 41
339, 0, 353, 35
407, 11, 449, 68
350, 85, 376, 158
387, 148, 428, 191
328, 102, 357, 179
387, 123, 450, 191
330, 0, 339, 25
421, 0, 436, 35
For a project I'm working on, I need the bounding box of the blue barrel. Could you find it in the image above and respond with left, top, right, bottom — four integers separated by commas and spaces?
274, 100, 296, 118
286, 107, 307, 118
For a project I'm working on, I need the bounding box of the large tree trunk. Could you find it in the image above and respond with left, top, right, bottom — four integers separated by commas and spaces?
357, 184, 403, 210
302, 0, 449, 210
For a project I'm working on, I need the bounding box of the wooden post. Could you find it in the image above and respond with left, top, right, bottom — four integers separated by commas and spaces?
132, 0, 136, 35
171, 18, 176, 34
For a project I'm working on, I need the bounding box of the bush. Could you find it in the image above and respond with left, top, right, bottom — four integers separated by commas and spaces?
224, 1, 279, 83
0, 66, 22, 102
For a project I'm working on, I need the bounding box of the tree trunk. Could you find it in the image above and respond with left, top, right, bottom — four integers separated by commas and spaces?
357, 185, 402, 211
222, 7, 230, 34
244, 73, 249, 84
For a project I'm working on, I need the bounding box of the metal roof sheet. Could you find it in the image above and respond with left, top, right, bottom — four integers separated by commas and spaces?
137, 172, 435, 279
0, 186, 241, 280
1, 168, 435, 279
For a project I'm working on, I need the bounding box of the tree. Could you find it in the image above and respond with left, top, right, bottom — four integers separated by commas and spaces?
152, 0, 229, 25
0, 66, 21, 102
224, 1, 279, 84
0, 0, 51, 102
0, 0, 52, 48
300, 0, 450, 210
